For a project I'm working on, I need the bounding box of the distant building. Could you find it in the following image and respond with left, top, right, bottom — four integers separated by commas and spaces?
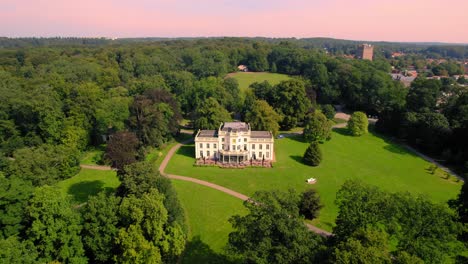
194, 122, 274, 163
356, 44, 374, 61
237, 65, 248, 72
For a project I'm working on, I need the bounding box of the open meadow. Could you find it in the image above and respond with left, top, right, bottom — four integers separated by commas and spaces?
166, 128, 462, 231
226, 72, 292, 93
173, 180, 247, 263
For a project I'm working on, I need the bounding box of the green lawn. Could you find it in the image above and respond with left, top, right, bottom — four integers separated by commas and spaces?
56, 168, 120, 204
166, 128, 462, 231
173, 180, 247, 264
146, 133, 194, 168
80, 147, 105, 165
227, 72, 292, 93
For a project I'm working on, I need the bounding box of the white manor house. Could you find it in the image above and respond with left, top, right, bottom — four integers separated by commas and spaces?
195, 122, 274, 163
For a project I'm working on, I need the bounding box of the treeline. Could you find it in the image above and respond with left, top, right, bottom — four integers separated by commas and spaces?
1, 36, 466, 59
0, 159, 186, 263
376, 77, 468, 174
226, 180, 467, 263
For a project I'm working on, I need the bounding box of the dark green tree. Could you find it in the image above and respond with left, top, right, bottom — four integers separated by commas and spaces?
320, 104, 336, 120
24, 186, 87, 263
193, 97, 231, 130
299, 189, 323, 220
303, 142, 322, 166
9, 144, 80, 186
81, 192, 121, 263
0, 176, 34, 239
274, 79, 312, 129
245, 100, 282, 137
303, 112, 332, 143
228, 190, 323, 264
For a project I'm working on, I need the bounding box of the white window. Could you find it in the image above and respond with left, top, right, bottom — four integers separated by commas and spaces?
206, 143, 210, 148
252, 144, 255, 150
244, 144, 247, 150
244, 138, 247, 142
200, 151, 203, 157
222, 138, 225, 142
237, 145, 240, 150
259, 152, 263, 158
266, 152, 270, 158
232, 145, 235, 151
222, 144, 224, 150
259, 144, 263, 150
214, 144, 217, 148
207, 151, 210, 157
266, 144, 270, 150
199, 143, 203, 148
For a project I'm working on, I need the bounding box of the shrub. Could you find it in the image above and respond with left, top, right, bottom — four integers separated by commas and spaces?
321, 104, 336, 120
299, 189, 323, 220
347, 111, 368, 136
303, 142, 322, 166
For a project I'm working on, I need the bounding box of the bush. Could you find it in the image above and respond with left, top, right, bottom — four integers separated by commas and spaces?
303, 142, 322, 166
321, 104, 336, 120
303, 112, 332, 143
299, 189, 323, 220
347, 111, 368, 136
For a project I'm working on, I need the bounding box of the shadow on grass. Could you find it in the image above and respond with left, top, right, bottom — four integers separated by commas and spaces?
176, 133, 194, 143
290, 155, 307, 165
383, 144, 412, 155
286, 134, 307, 143
332, 127, 351, 136
177, 145, 195, 159
68, 181, 115, 203
181, 236, 236, 264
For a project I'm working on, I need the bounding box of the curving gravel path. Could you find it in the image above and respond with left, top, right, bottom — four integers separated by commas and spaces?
159, 137, 333, 237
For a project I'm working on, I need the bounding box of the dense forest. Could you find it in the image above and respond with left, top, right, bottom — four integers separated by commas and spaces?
0, 37, 467, 263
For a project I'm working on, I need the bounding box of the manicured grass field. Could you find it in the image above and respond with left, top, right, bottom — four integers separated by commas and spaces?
56, 168, 120, 203
166, 128, 462, 231
226, 72, 292, 93
173, 180, 247, 263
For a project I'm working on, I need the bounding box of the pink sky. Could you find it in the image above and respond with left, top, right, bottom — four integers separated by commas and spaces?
1, 0, 468, 43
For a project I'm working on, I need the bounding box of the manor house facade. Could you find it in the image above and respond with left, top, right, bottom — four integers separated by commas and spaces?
195, 122, 274, 163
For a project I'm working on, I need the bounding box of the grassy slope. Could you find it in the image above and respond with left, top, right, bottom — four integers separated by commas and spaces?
227, 72, 292, 93
173, 180, 247, 263
166, 128, 462, 231
56, 168, 120, 203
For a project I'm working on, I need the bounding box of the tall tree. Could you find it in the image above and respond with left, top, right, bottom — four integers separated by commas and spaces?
115, 189, 185, 263
193, 97, 231, 130
9, 144, 80, 186
81, 192, 121, 263
105, 131, 139, 171
245, 100, 282, 136
303, 112, 332, 143
24, 186, 87, 263
0, 176, 33, 239
228, 190, 323, 264
273, 79, 312, 129
129, 89, 181, 147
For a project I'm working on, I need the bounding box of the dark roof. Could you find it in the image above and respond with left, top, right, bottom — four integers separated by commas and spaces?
198, 130, 217, 138
251, 131, 272, 138
221, 122, 249, 132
